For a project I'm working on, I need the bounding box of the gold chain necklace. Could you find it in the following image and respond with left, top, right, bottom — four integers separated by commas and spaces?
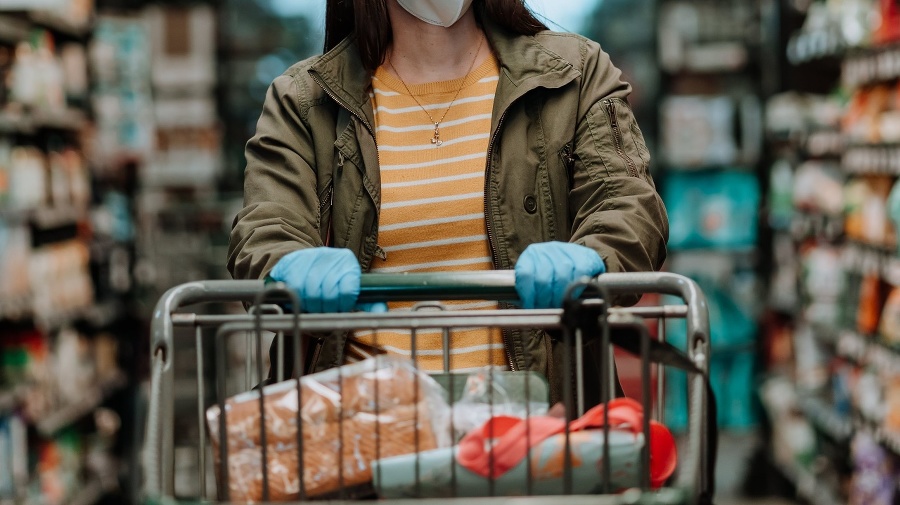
388, 34, 485, 147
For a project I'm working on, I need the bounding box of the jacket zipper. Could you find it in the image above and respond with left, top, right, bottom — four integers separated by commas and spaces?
605, 100, 637, 177
306, 339, 324, 375
310, 74, 378, 141
485, 110, 518, 372
309, 74, 381, 371
561, 143, 575, 169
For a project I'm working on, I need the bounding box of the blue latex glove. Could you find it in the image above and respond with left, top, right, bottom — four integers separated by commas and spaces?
270, 248, 386, 313
514, 242, 606, 309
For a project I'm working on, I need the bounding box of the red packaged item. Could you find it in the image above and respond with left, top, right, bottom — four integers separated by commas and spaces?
875, 0, 900, 45
206, 357, 451, 501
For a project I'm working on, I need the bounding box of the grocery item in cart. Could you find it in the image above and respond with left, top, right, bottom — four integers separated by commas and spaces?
372, 398, 677, 498
205, 356, 451, 501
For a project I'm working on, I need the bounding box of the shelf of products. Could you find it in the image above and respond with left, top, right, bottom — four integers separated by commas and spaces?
772, 456, 845, 505
656, 0, 765, 436
797, 394, 854, 443
791, 211, 845, 242
762, 1, 900, 502
0, 2, 141, 505
843, 241, 900, 285
843, 44, 900, 89
35, 371, 127, 438
843, 144, 900, 175
760, 375, 847, 505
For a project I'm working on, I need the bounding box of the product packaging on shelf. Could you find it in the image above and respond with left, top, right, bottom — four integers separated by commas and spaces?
857, 273, 888, 335
661, 95, 761, 168
849, 432, 896, 505
28, 241, 94, 323
878, 287, 900, 344
883, 377, 900, 433
206, 356, 451, 501
88, 16, 156, 170
664, 170, 760, 251
144, 5, 216, 93
843, 83, 900, 144
874, 0, 900, 45
793, 161, 844, 216
800, 246, 847, 329
6, 31, 74, 114
0, 415, 27, 499
846, 176, 897, 248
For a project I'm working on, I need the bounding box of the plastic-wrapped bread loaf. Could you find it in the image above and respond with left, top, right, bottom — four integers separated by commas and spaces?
206, 357, 450, 501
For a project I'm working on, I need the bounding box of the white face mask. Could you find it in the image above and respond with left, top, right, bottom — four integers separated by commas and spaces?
396, 0, 476, 27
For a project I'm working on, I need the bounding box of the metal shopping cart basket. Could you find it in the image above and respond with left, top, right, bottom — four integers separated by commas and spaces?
143, 271, 715, 505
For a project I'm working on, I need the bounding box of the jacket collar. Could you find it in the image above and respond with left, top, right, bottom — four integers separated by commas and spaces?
308, 19, 582, 131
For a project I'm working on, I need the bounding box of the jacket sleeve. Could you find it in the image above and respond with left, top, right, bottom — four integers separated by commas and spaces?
227, 71, 325, 281
568, 41, 669, 292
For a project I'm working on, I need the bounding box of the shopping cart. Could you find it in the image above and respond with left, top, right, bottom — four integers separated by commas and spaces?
143, 271, 714, 505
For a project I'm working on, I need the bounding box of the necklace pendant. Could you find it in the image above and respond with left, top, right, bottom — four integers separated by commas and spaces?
431, 123, 443, 147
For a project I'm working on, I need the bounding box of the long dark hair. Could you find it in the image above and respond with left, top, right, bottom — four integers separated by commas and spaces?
324, 0, 548, 72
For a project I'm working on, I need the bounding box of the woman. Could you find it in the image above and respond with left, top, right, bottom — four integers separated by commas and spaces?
227, 0, 668, 403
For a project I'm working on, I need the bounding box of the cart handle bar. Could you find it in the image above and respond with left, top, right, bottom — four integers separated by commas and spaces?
150, 271, 709, 371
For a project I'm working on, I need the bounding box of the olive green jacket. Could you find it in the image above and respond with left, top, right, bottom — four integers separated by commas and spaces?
227, 21, 668, 400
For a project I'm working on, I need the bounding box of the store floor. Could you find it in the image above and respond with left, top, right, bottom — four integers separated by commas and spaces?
716, 432, 798, 505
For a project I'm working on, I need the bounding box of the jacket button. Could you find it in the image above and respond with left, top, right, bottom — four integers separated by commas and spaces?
524, 195, 538, 214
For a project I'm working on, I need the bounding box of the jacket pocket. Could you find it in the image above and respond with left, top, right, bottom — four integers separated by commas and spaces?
318, 180, 334, 246
602, 99, 638, 178
559, 141, 578, 190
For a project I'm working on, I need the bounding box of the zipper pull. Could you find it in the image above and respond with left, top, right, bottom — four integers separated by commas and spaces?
374, 245, 388, 261
563, 143, 575, 166
337, 151, 345, 174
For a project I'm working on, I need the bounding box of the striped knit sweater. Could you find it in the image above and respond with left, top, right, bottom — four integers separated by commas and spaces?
348, 54, 508, 373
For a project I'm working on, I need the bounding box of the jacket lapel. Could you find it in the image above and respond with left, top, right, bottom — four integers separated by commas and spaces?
483, 19, 582, 132
309, 38, 382, 212
308, 37, 376, 134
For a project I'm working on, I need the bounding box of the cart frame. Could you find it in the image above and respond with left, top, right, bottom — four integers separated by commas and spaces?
144, 271, 712, 504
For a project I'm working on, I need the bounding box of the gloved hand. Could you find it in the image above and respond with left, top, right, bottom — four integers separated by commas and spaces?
514, 242, 606, 309
270, 247, 386, 313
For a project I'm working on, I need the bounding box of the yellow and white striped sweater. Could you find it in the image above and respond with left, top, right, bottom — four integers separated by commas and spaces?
349, 54, 508, 373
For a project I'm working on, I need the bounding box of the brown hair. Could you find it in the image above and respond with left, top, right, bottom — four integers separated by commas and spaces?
324, 0, 548, 72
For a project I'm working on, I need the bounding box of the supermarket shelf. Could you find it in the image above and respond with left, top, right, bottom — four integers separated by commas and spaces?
808, 328, 900, 458
804, 130, 845, 158
791, 211, 844, 241
34, 303, 93, 332
843, 44, 900, 89
0, 13, 29, 44
772, 456, 843, 505
35, 372, 127, 437
856, 407, 900, 456
28, 10, 91, 38
0, 108, 87, 134
795, 385, 900, 461
31, 205, 87, 229
843, 143, 900, 176
786, 28, 847, 66
0, 205, 86, 227
2, 297, 121, 330
796, 395, 853, 442
833, 329, 900, 376
842, 241, 900, 284
0, 11, 90, 41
